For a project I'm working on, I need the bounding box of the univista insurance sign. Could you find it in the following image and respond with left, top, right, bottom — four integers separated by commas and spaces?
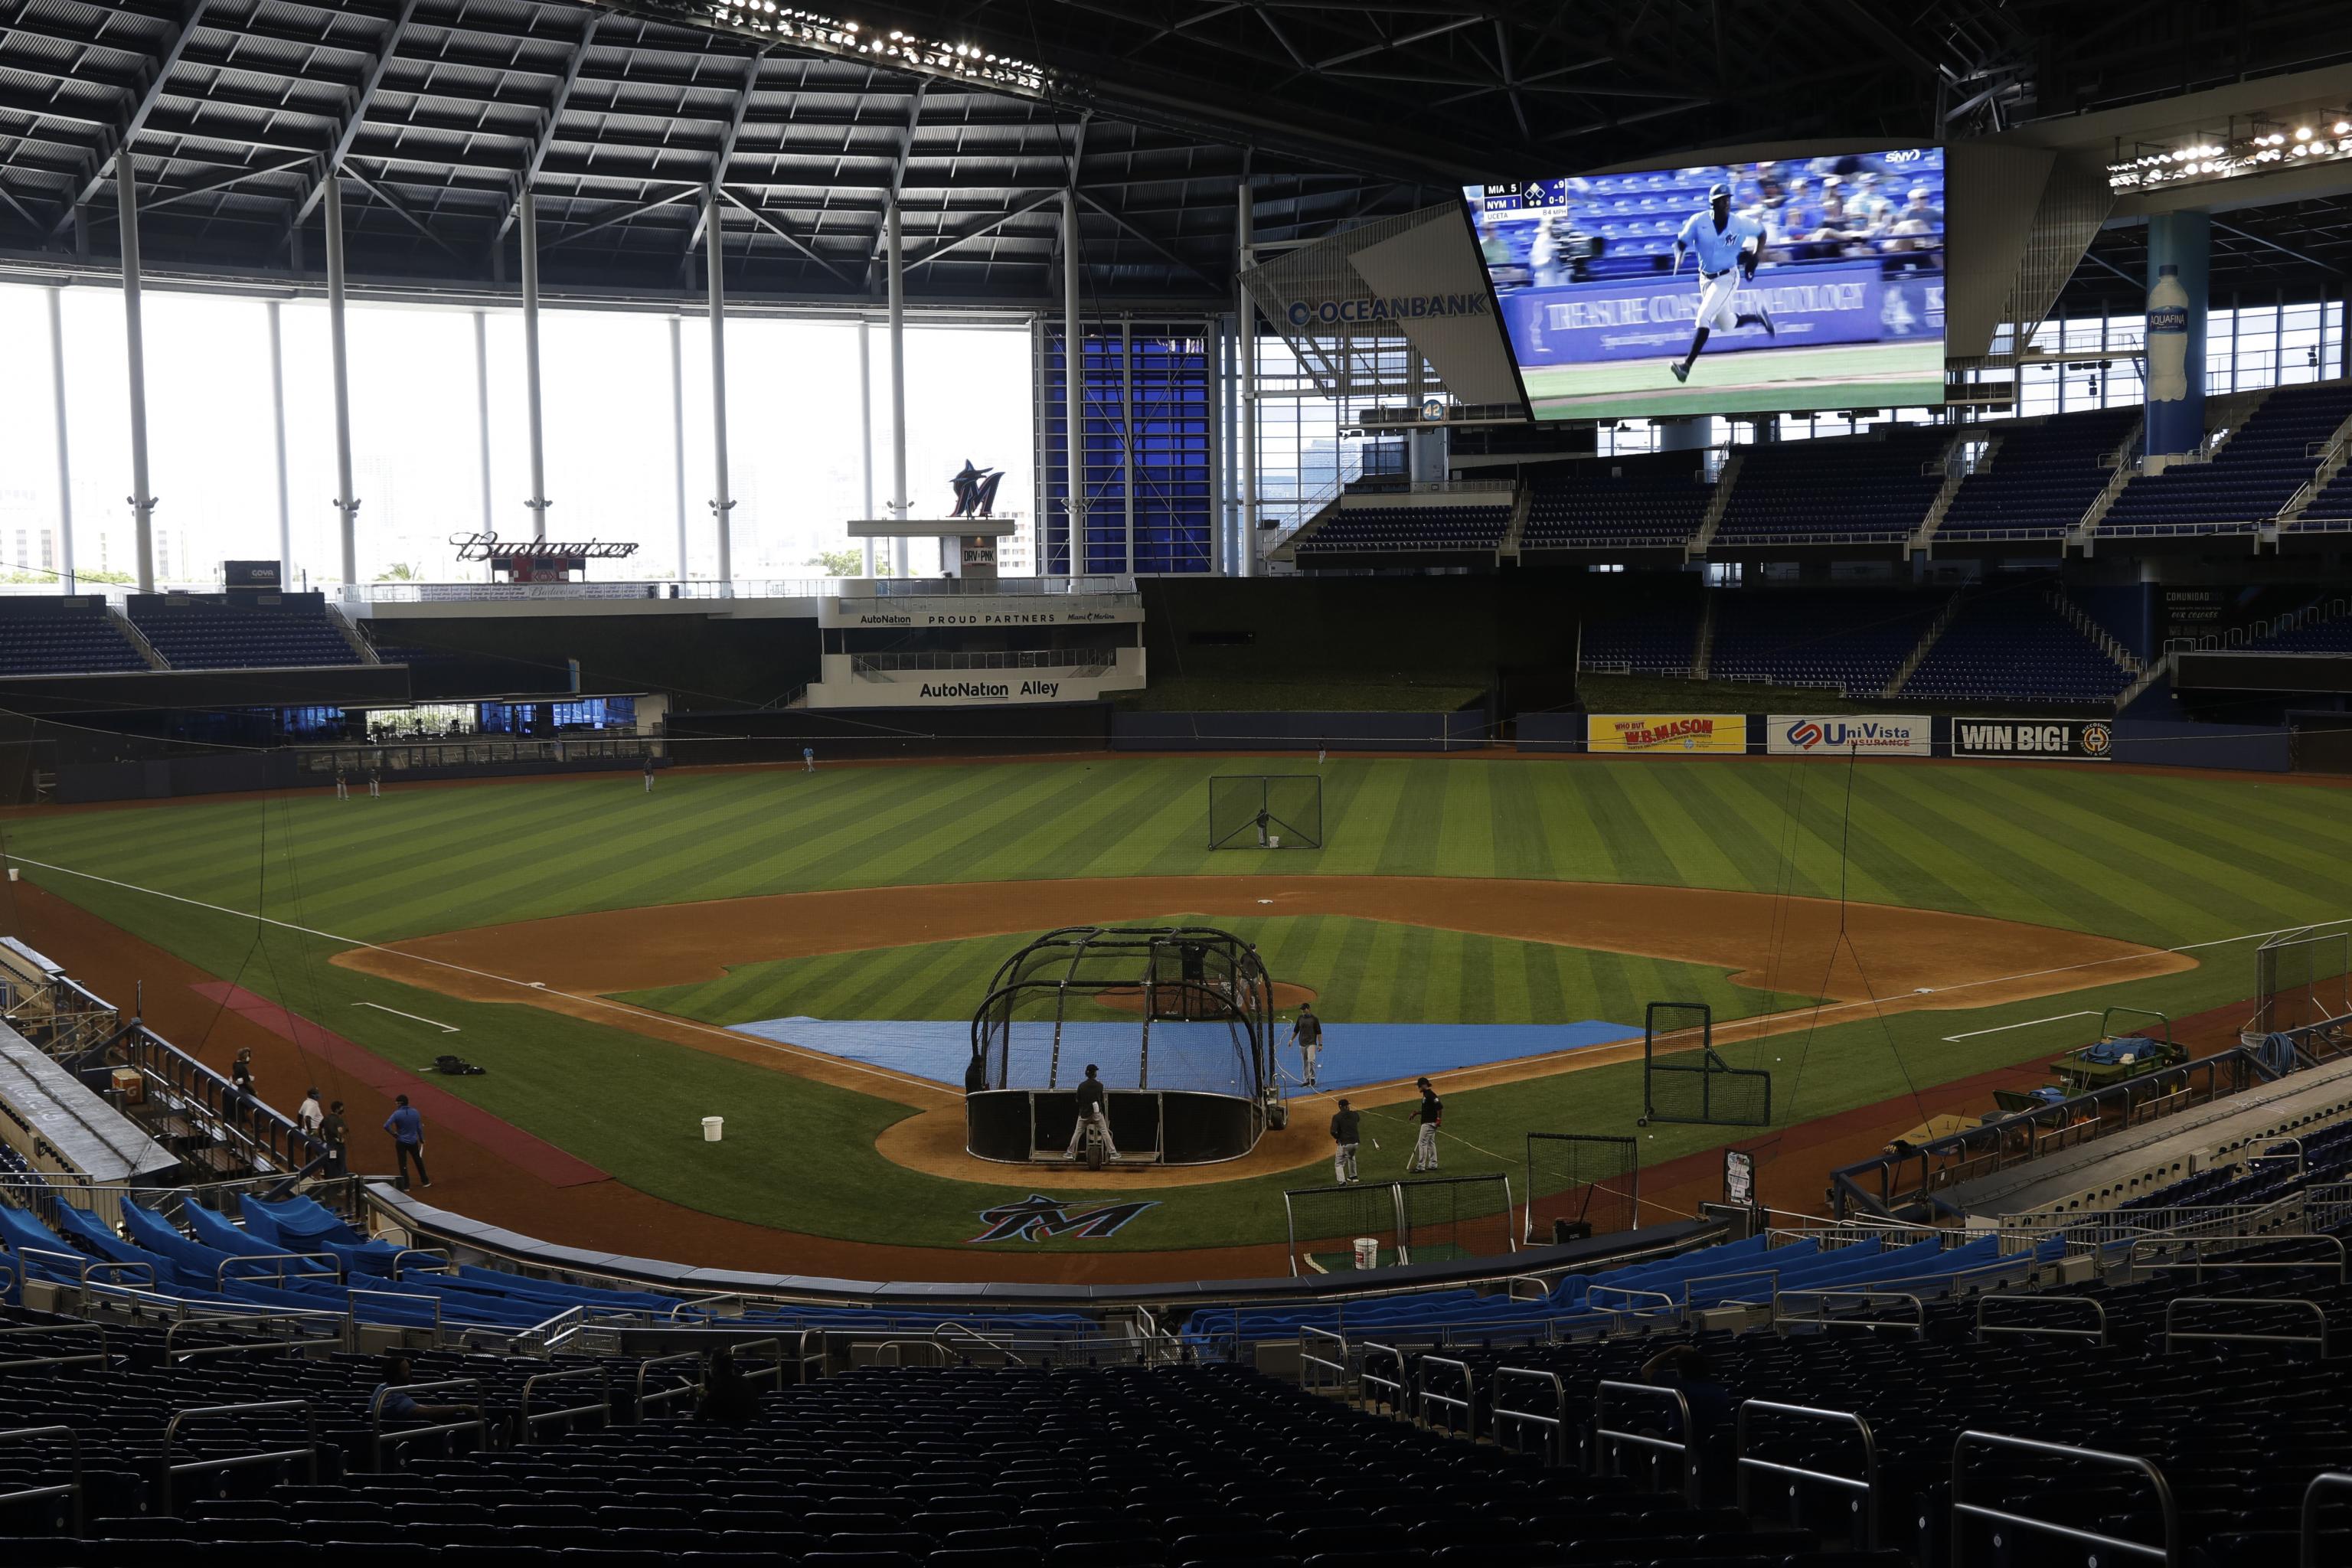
1586, 713, 1749, 753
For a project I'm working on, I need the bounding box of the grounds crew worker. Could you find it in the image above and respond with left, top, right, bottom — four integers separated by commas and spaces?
1289, 1005, 1325, 1089
1329, 1098, 1362, 1184
1408, 1076, 1442, 1173
1064, 1063, 1119, 1161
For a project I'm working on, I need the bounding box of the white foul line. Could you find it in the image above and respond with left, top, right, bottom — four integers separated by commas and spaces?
1941, 1009, 2097, 1043
354, 1001, 460, 1034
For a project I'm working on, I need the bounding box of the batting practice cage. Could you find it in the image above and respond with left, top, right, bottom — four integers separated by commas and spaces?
1208, 775, 1324, 850
2246, 929, 2352, 1044
1524, 1133, 1639, 1244
1283, 1174, 1514, 1276
965, 926, 1276, 1165
1640, 1001, 1773, 1128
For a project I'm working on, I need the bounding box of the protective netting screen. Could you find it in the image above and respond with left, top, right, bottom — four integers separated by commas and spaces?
1285, 1181, 1403, 1276
1396, 1174, 1515, 1266
1524, 1134, 1639, 1244
2250, 931, 2352, 1039
1208, 775, 1324, 850
1644, 1001, 1772, 1127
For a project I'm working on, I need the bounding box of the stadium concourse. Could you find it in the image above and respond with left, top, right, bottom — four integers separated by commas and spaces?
11, 1, 2352, 1564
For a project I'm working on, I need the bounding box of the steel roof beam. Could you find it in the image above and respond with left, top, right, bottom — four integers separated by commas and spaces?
286, 0, 420, 236
494, 11, 603, 247
47, 0, 217, 236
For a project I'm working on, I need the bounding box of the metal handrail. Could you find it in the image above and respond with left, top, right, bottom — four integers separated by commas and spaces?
368, 1379, 486, 1470
1583, 1284, 1681, 1321
2163, 1295, 2330, 1357
389, 1246, 454, 1281
0, 1424, 80, 1532
1683, 1266, 1782, 1307
1774, 1289, 1925, 1337
2302, 1472, 2352, 1568
1491, 1367, 1567, 1465
1595, 1379, 1702, 1508
1502, 1273, 1553, 1302
1416, 1354, 1475, 1439
158, 1399, 317, 1515
1976, 1293, 2109, 1344
217, 1250, 344, 1290
348, 1289, 439, 1332
0, 1319, 108, 1370
1298, 1325, 1350, 1396
1361, 1340, 1407, 1410
727, 1335, 791, 1388
936, 1321, 1024, 1367
164, 1312, 344, 1362
1736, 1399, 1880, 1551
633, 1351, 707, 1419
518, 1364, 611, 1441
2128, 1232, 2347, 1283
667, 1292, 741, 1322
1951, 1430, 2176, 1566
16, 1246, 155, 1295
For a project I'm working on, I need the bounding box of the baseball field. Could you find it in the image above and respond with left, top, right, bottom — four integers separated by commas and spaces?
2, 752, 2343, 1282
1524, 339, 1945, 419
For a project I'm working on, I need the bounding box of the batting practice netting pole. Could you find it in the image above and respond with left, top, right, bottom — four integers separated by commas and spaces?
1524, 1133, 1638, 1245
1208, 775, 1324, 850
2246, 929, 2352, 1044
1641, 1001, 1773, 1128
1283, 1174, 1514, 1276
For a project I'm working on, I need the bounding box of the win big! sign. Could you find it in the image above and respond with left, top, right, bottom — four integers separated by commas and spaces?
1952, 720, 2114, 762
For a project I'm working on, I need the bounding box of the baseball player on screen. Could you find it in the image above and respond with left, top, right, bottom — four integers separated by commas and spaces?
1668, 182, 1775, 384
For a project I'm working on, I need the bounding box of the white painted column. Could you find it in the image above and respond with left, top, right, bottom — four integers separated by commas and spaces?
518, 188, 549, 537
1236, 183, 1256, 579
119, 162, 157, 592
705, 197, 735, 586
324, 168, 359, 588
267, 300, 292, 585
886, 200, 909, 577
669, 314, 688, 579
472, 309, 493, 534
1062, 188, 1083, 577
858, 319, 876, 576
46, 288, 77, 592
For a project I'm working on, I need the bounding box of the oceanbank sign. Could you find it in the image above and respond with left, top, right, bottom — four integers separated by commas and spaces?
1285, 292, 1492, 329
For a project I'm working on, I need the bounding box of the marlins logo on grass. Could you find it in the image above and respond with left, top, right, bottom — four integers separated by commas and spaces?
970, 1194, 1157, 1243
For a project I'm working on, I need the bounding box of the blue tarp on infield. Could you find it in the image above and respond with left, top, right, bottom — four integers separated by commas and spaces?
728, 1017, 1638, 1094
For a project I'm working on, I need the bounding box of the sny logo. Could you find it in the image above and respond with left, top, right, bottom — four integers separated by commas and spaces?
971, 1193, 1158, 1244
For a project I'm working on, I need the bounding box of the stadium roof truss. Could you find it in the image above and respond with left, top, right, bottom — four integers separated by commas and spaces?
4, 0, 2352, 310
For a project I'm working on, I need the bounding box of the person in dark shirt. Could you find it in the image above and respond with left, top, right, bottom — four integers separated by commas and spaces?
963, 1050, 990, 1096
1328, 1098, 1362, 1184
1640, 1343, 1733, 1487
697, 1346, 763, 1426
320, 1100, 349, 1177
369, 1352, 470, 1427
1063, 1063, 1119, 1161
384, 1093, 430, 1189
642, 754, 656, 794
230, 1049, 257, 1126
1289, 1006, 1325, 1089
1407, 1076, 1443, 1172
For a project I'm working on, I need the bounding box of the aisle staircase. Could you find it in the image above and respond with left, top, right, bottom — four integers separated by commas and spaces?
1686, 452, 1743, 556
1911, 430, 2000, 554
1882, 586, 1968, 697
2066, 413, 2146, 547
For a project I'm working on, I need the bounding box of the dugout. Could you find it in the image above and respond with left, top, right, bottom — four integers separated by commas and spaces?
965, 926, 1278, 1165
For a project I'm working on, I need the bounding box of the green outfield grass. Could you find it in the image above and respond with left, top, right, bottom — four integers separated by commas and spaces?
5, 756, 2347, 1252
1524, 339, 1942, 419
620, 915, 1820, 1030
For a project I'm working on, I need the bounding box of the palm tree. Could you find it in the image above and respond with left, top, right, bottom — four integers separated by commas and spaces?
374, 563, 419, 582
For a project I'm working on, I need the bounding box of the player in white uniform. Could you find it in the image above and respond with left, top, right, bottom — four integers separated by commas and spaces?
1668, 183, 1775, 384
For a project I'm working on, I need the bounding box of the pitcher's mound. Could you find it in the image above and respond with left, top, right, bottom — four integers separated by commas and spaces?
1092, 981, 1318, 1015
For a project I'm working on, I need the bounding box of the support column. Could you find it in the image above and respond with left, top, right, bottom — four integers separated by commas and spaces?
669, 315, 688, 578
2143, 210, 2210, 462
858, 319, 877, 576
705, 198, 734, 586
886, 200, 909, 578
267, 301, 292, 585
518, 188, 550, 537
1655, 416, 1708, 452
119, 161, 157, 593
1236, 183, 1256, 580
1120, 316, 1135, 573
1205, 313, 1224, 578
472, 310, 493, 533
1062, 188, 1083, 577
46, 289, 76, 593
324, 169, 359, 586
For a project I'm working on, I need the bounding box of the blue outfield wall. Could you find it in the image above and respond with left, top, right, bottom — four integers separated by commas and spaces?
2109, 720, 2290, 773
1111, 711, 1487, 753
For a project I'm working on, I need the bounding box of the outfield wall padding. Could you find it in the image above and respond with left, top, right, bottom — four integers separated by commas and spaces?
1514, 712, 1584, 753
669, 701, 1114, 762
2109, 720, 2290, 773
1110, 710, 1487, 753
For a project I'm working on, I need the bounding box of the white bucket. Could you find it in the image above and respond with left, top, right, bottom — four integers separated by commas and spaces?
1269, 835, 1281, 849
701, 1116, 724, 1142
1352, 1236, 1380, 1270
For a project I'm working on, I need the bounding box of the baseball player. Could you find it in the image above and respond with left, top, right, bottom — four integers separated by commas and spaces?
1668, 183, 1775, 384
1328, 1097, 1362, 1184
1288, 1005, 1325, 1089
802, 746, 816, 773
1064, 1063, 1119, 1161
1407, 1076, 1443, 1173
